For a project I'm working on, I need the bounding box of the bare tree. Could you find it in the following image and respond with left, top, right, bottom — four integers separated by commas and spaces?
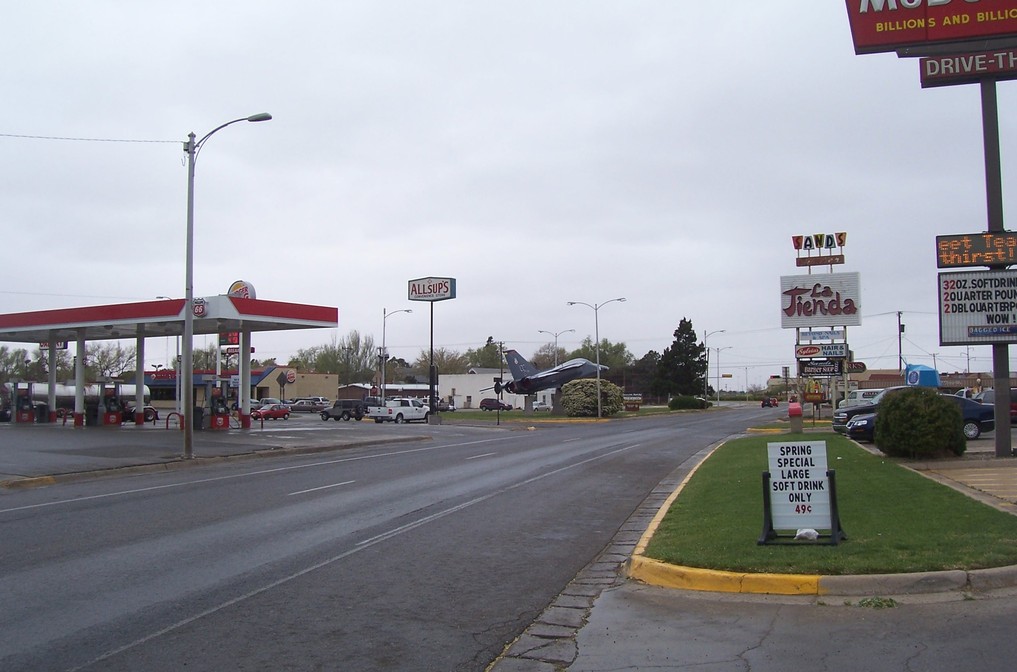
87, 342, 137, 379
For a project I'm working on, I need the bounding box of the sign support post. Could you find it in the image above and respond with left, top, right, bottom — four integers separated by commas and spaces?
981, 78, 1013, 458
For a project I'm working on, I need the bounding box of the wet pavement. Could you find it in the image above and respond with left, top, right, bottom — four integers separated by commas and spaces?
4, 418, 1017, 671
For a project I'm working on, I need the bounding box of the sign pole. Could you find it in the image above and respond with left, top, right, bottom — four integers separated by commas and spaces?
980, 78, 1014, 458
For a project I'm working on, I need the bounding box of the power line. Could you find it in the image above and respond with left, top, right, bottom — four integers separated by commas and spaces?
0, 131, 176, 143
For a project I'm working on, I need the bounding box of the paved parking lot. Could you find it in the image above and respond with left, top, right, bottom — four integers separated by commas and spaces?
0, 413, 436, 484
910, 438, 1017, 514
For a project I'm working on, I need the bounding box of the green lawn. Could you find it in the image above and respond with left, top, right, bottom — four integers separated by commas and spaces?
644, 433, 1017, 575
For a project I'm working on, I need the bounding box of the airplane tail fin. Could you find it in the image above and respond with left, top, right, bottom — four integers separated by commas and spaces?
504, 349, 539, 381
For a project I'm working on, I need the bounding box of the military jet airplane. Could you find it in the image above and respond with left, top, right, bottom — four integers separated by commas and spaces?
494, 349, 606, 395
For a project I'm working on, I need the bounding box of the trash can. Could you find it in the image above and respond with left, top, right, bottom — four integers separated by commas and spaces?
192, 406, 205, 431
35, 403, 49, 423
788, 402, 804, 433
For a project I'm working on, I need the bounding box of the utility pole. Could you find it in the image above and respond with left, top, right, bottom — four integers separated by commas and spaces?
897, 311, 904, 372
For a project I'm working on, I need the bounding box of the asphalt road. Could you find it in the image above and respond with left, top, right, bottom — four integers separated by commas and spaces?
0, 407, 768, 671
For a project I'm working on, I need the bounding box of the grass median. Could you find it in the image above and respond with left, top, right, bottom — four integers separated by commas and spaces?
644, 433, 1017, 575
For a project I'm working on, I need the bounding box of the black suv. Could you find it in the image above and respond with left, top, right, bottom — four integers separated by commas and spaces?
320, 399, 366, 421
832, 386, 910, 433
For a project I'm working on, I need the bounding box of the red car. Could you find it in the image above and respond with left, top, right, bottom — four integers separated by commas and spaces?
252, 404, 290, 420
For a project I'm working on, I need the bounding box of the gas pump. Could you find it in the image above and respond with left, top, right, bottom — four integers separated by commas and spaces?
100, 384, 122, 426
15, 383, 33, 423
209, 386, 230, 430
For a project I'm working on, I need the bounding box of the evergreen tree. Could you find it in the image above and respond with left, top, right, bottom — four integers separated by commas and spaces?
655, 318, 706, 397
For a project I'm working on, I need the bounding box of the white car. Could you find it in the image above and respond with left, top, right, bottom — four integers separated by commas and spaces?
532, 401, 552, 412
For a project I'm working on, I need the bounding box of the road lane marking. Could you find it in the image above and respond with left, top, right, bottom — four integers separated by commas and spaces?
465, 452, 497, 460
69, 440, 646, 671
0, 436, 511, 515
287, 480, 355, 496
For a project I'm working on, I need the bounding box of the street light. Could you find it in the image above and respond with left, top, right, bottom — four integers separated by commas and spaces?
182, 113, 272, 460
381, 307, 412, 403
567, 298, 626, 418
703, 329, 725, 399
537, 328, 575, 367
715, 346, 732, 406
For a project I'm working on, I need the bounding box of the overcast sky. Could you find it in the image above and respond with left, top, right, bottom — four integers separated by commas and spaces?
3, 2, 1016, 388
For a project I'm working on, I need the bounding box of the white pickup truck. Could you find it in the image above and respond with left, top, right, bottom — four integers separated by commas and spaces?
367, 397, 430, 423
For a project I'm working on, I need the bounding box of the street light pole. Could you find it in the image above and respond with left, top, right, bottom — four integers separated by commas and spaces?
381, 307, 412, 403
537, 329, 574, 367
567, 298, 626, 418
703, 329, 725, 399
182, 113, 271, 460
715, 346, 732, 406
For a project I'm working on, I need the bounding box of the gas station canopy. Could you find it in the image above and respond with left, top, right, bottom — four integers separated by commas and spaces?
0, 295, 338, 344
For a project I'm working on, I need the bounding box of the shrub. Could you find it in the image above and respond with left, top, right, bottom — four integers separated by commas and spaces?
561, 378, 624, 417
669, 395, 708, 410
874, 387, 965, 458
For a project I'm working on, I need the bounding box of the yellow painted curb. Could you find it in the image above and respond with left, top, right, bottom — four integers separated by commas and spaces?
1, 475, 57, 490
629, 556, 823, 595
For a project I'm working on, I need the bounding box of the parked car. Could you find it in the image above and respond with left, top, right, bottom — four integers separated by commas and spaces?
832, 386, 911, 433
320, 399, 366, 421
257, 397, 283, 407
252, 404, 290, 420
126, 405, 159, 422
761, 397, 778, 408
437, 399, 456, 412
844, 394, 995, 442
844, 411, 878, 442
973, 388, 1017, 419
289, 399, 326, 413
480, 398, 512, 411
948, 395, 995, 439
532, 401, 552, 412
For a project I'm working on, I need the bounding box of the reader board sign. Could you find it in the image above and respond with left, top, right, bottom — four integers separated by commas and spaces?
844, 0, 1017, 55
780, 272, 861, 329
936, 231, 1017, 268
766, 441, 831, 531
939, 269, 1017, 344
